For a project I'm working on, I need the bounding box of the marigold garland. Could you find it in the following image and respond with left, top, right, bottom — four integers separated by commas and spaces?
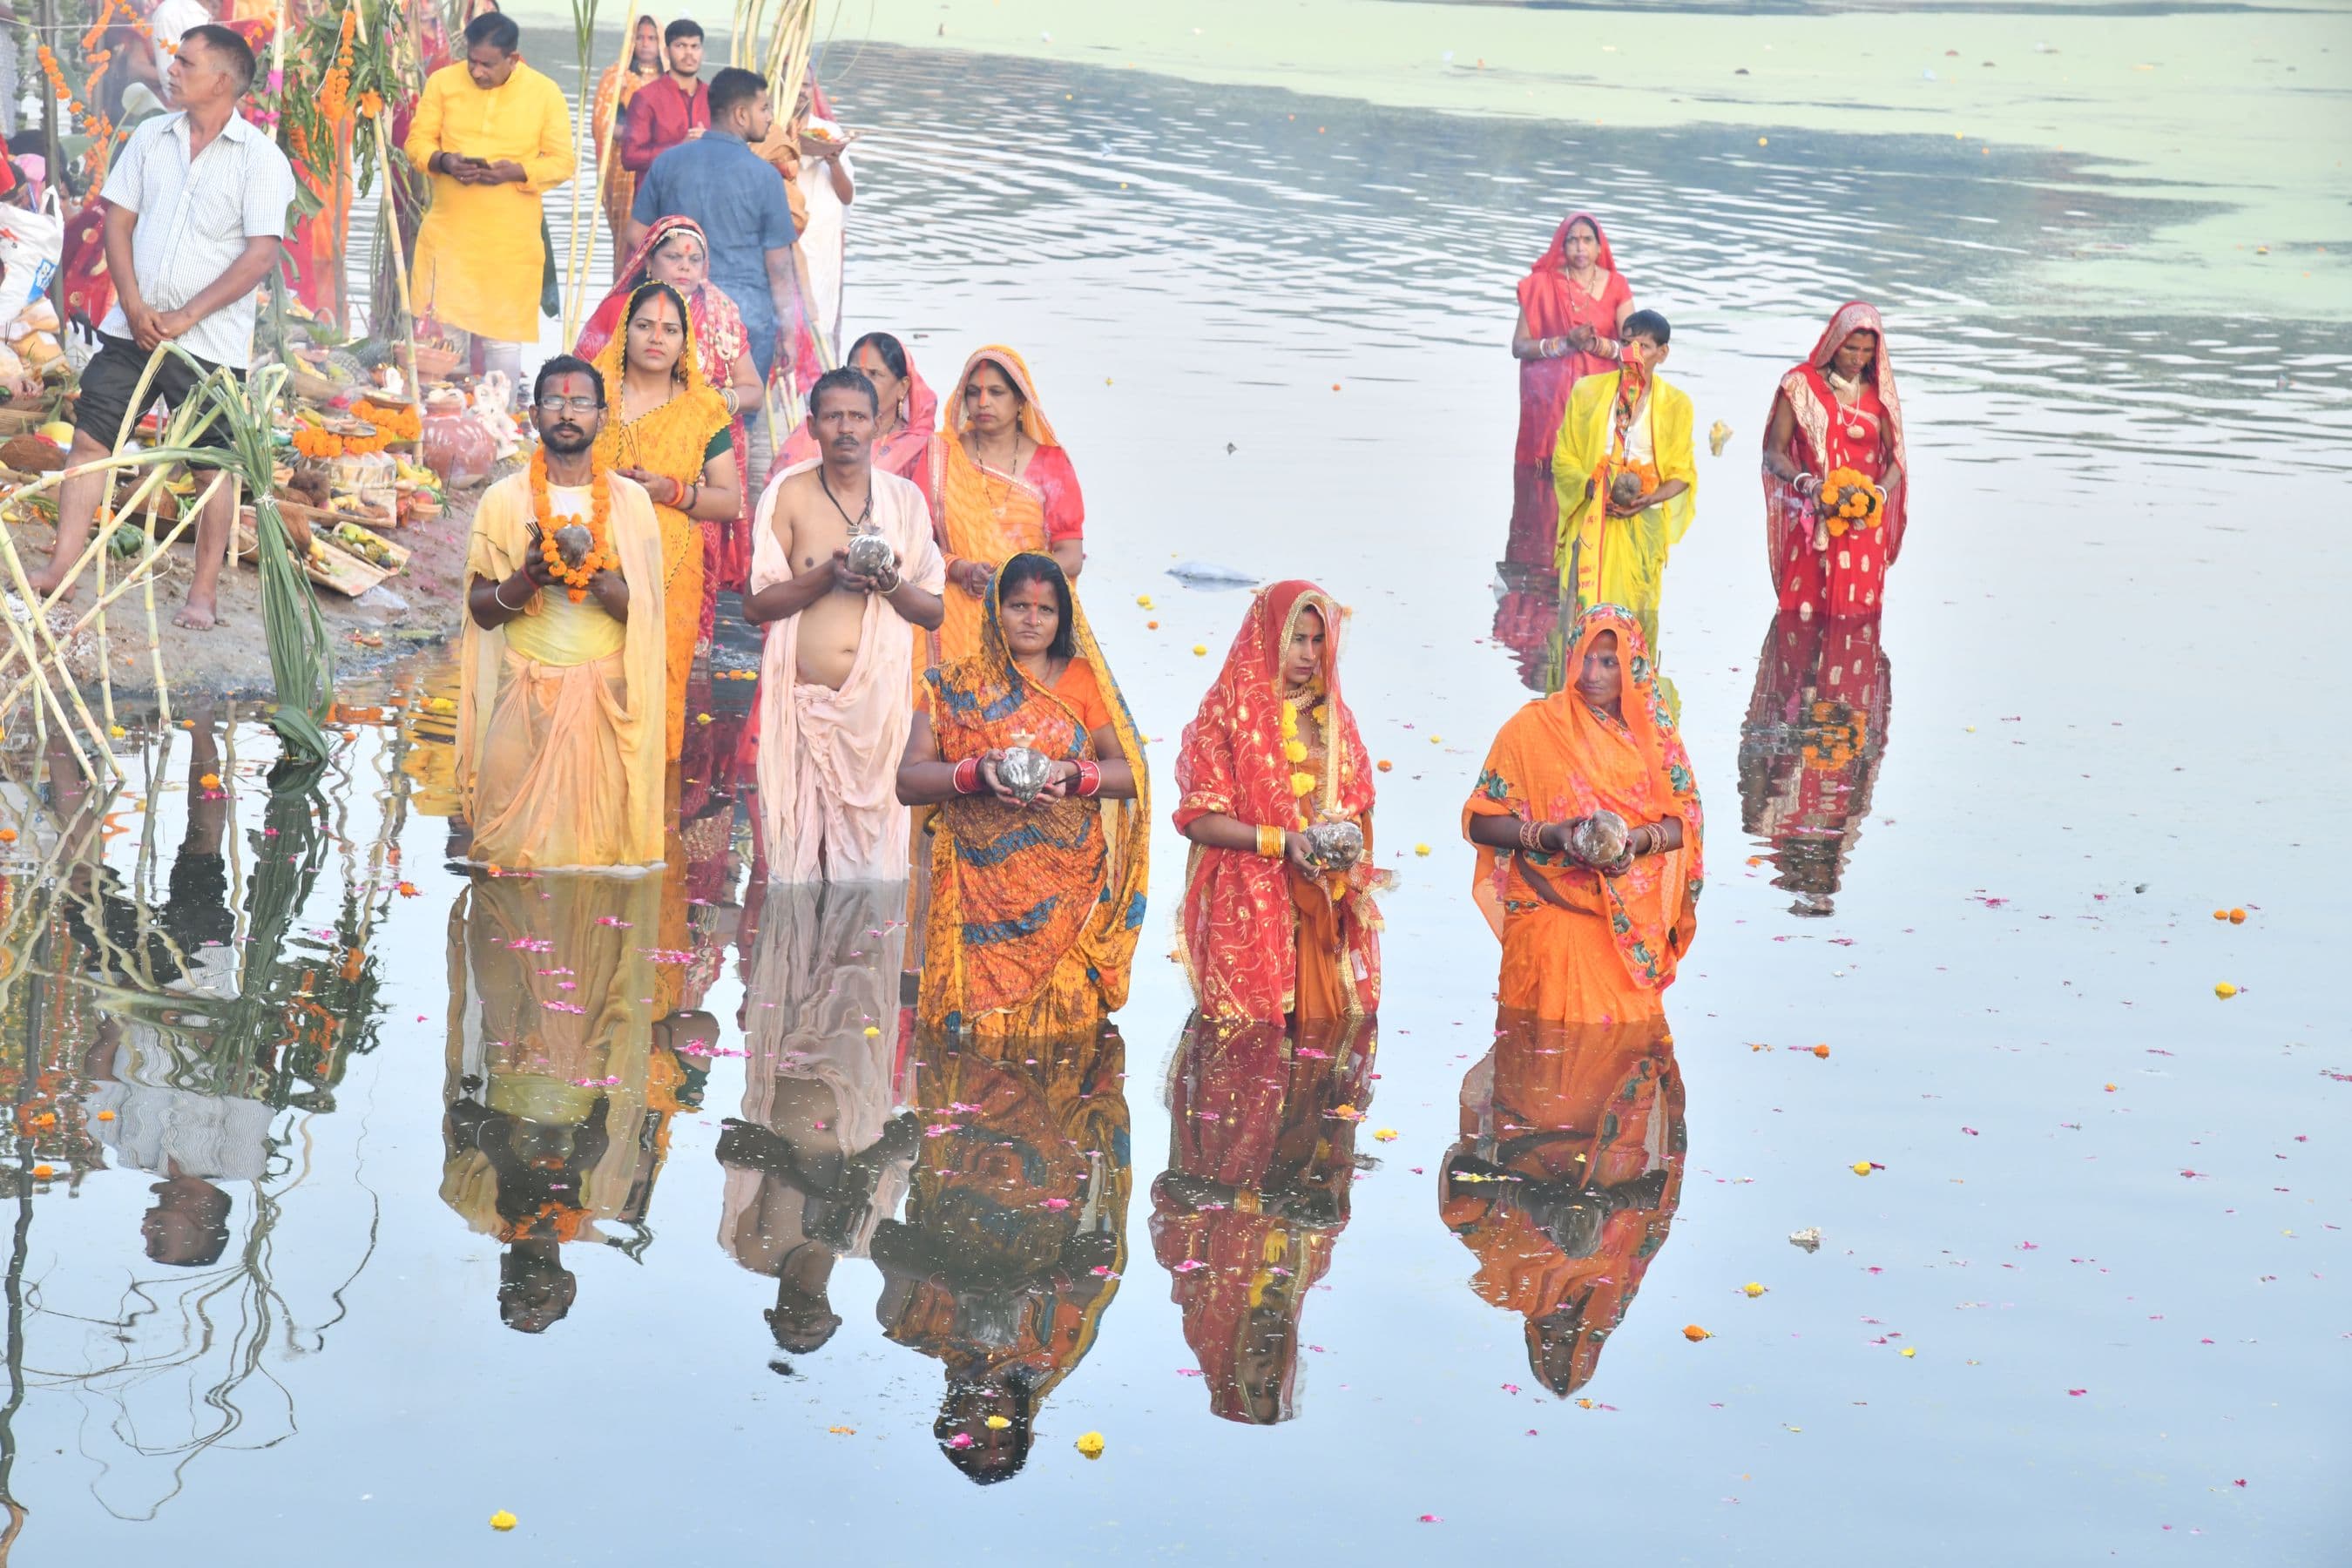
529, 447, 617, 603
353, 399, 421, 441
1816, 466, 1884, 538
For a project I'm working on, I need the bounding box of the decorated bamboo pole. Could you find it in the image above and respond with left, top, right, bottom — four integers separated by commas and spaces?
564, 4, 649, 341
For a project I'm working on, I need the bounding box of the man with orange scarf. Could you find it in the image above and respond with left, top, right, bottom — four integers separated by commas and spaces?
456, 355, 667, 871
1463, 606, 1702, 1025
930, 346, 1085, 666
1173, 582, 1386, 1025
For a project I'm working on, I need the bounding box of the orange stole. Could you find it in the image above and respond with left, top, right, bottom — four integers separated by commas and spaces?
933, 438, 1051, 667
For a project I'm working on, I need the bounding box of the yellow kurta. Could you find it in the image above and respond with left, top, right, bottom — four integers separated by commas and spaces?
456, 470, 668, 871
405, 62, 574, 343
1552, 371, 1698, 662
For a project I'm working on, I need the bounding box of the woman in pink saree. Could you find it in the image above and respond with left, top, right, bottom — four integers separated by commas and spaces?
1761, 301, 1910, 619
779, 331, 939, 510
1506, 213, 1635, 575
575, 216, 764, 619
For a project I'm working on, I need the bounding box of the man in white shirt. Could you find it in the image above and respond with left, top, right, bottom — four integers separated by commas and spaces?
29, 24, 294, 630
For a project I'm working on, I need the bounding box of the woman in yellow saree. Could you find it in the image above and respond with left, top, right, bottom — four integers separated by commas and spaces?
930, 347, 1088, 666
896, 553, 1148, 1040
585, 281, 740, 763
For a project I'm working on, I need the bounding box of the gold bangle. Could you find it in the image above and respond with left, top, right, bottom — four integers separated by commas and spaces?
1257, 824, 1285, 858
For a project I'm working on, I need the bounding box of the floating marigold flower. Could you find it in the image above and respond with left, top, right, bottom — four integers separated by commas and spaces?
1743, 1282, 1767, 1297
489, 1511, 517, 1531
31, 1164, 53, 1179
2213, 982, 2237, 998
1682, 1324, 1712, 1342
0, 829, 15, 844
1074, 1431, 1105, 1458
1813, 1044, 1831, 1058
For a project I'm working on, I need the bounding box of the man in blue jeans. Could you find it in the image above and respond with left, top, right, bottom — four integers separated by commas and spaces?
625, 65, 800, 388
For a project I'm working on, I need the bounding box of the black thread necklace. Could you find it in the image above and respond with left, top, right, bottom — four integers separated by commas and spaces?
818, 466, 872, 531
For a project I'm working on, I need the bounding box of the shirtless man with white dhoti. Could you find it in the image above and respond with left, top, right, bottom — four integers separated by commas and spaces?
745, 366, 944, 883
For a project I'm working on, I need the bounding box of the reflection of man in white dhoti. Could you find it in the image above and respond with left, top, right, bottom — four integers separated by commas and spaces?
717, 881, 917, 1357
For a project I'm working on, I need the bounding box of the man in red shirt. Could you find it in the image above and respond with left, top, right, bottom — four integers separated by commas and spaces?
620, 17, 708, 178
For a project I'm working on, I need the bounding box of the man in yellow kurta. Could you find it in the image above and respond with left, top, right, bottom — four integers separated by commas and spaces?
1553, 309, 1697, 666
404, 12, 573, 387
456, 354, 668, 872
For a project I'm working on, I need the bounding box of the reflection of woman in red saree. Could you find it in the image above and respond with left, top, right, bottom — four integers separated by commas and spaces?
575, 215, 761, 597
1762, 301, 1910, 619
871, 1025, 1130, 1484
1736, 613, 1893, 918
1442, 1017, 1684, 1396
1174, 581, 1384, 1025
1505, 213, 1634, 576
1150, 1017, 1374, 1424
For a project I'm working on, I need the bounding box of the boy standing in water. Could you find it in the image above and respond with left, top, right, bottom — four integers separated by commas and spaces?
1552, 310, 1698, 668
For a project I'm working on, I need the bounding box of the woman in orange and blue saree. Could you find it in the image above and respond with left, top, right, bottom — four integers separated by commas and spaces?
1462, 606, 1702, 1025
896, 553, 1148, 1040
1173, 581, 1384, 1025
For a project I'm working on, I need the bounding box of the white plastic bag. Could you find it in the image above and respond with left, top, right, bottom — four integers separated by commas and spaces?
0, 190, 64, 335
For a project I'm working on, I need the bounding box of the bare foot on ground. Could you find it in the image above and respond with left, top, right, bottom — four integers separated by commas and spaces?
173, 598, 219, 631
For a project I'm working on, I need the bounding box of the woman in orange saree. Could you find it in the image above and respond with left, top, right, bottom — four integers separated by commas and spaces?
930, 346, 1086, 666
1173, 582, 1385, 1025
1507, 213, 1635, 576
592, 17, 664, 254
897, 553, 1147, 1040
1762, 301, 1910, 619
1462, 605, 1702, 1024
587, 282, 739, 762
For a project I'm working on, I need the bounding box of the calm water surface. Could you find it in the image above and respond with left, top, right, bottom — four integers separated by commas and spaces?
3, 41, 2344, 1565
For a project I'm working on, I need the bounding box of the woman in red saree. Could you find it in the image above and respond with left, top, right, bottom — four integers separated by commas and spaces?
1506, 212, 1635, 575
779, 330, 938, 507
591, 16, 664, 253
1463, 605, 1702, 1025
1173, 581, 1384, 1025
575, 216, 761, 596
1762, 301, 1910, 619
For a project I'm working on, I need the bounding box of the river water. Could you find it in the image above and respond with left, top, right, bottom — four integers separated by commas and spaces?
1, 34, 2344, 1565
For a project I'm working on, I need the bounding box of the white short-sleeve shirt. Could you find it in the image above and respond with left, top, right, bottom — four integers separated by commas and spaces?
97, 111, 295, 370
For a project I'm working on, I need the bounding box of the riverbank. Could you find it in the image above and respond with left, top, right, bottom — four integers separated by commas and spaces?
806, 0, 2349, 317
10, 478, 480, 702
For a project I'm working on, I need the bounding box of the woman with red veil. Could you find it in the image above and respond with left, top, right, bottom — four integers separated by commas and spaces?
1505, 212, 1635, 575
1173, 580, 1386, 1026
1761, 301, 1910, 619
574, 214, 761, 598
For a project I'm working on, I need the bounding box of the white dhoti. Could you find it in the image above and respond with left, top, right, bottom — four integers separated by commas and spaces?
751, 462, 944, 884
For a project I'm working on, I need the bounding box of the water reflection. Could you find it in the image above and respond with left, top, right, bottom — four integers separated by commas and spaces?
1150, 1015, 1376, 1425
871, 1024, 1130, 1484
0, 712, 394, 1522
1735, 614, 1894, 918
715, 881, 916, 1362
441, 873, 688, 1331
1442, 1015, 1685, 1398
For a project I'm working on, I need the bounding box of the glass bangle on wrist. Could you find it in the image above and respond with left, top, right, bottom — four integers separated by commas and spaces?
1256, 824, 1285, 858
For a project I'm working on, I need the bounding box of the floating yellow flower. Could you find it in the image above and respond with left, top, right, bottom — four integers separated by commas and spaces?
1372, 1128, 1399, 1142
1075, 1431, 1105, 1458
489, 1511, 517, 1531
1900, 1346, 1917, 1358
983, 1414, 1011, 1429
1413, 842, 1430, 856
1742, 1282, 1767, 1298
2213, 982, 2238, 998
1850, 1160, 1873, 1176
